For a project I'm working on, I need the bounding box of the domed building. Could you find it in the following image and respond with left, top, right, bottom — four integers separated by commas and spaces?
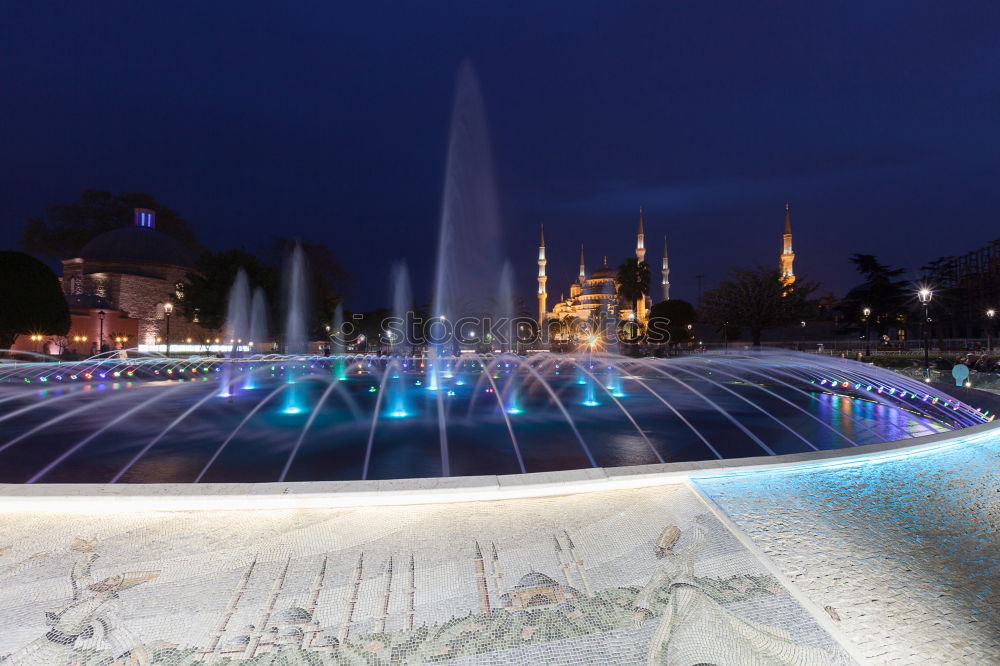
499, 571, 578, 610
60, 208, 208, 350
539, 208, 671, 337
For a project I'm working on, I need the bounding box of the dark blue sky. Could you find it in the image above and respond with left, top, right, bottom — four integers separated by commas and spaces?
3, 2, 999, 308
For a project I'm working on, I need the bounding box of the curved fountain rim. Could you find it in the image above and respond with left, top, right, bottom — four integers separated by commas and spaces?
0, 418, 994, 513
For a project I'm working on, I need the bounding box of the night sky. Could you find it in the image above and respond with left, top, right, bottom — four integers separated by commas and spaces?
2, 2, 999, 309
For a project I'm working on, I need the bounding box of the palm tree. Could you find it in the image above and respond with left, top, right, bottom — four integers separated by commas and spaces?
616, 258, 651, 320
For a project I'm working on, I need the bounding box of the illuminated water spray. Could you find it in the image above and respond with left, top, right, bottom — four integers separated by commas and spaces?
280, 243, 308, 415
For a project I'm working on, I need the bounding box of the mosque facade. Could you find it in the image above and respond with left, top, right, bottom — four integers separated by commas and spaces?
536, 204, 796, 336
538, 208, 669, 330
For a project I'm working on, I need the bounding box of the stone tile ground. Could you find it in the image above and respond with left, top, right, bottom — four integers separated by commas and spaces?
696, 429, 1000, 664
0, 483, 849, 665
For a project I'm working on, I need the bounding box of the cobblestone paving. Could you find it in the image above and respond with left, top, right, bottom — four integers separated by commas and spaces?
0, 484, 849, 665
696, 430, 1000, 665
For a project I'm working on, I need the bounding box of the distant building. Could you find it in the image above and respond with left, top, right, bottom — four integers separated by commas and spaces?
925, 237, 1000, 338
780, 203, 795, 287
59, 208, 208, 350
539, 208, 668, 332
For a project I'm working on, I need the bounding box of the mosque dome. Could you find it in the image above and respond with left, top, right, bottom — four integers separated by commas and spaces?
589, 265, 616, 280
276, 626, 305, 642
273, 606, 312, 623
514, 572, 559, 589
79, 225, 195, 268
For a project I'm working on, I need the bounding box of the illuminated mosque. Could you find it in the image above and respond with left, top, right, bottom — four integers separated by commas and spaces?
538, 208, 667, 328
536, 204, 796, 329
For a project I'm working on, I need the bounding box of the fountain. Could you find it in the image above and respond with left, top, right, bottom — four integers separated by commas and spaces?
280, 243, 309, 415
219, 269, 250, 397
0, 63, 993, 485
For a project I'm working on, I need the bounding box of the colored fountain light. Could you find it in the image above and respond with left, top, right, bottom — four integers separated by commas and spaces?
0, 63, 991, 491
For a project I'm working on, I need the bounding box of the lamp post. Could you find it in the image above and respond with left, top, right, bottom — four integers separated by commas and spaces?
862, 307, 871, 357
918, 288, 933, 381
97, 310, 106, 353
163, 302, 174, 357
987, 309, 995, 353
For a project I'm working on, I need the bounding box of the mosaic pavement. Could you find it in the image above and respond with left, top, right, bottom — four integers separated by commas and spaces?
0, 483, 853, 665
1, 427, 998, 664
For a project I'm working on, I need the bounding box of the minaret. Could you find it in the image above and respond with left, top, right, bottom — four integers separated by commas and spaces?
337, 552, 364, 646
661, 235, 670, 302
636, 207, 646, 264
563, 531, 593, 596
376, 555, 394, 633
635, 208, 648, 320
404, 553, 416, 632
205, 556, 258, 659
578, 244, 587, 286
472, 541, 491, 614
489, 542, 504, 599
303, 555, 328, 648
537, 225, 548, 327
780, 202, 795, 287
553, 535, 575, 588
246, 556, 291, 658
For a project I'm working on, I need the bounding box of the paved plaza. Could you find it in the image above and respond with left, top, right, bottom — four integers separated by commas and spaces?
0, 427, 996, 664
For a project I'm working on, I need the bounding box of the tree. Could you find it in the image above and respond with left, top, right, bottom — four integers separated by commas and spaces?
700, 267, 816, 346
21, 189, 197, 259
646, 299, 697, 345
0, 252, 71, 352
616, 257, 650, 317
273, 239, 349, 339
835, 254, 910, 342
182, 249, 280, 332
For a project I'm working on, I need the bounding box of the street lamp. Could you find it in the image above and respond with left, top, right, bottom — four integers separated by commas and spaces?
163, 302, 174, 357
97, 310, 106, 353
917, 288, 933, 381
987, 309, 996, 353
862, 307, 871, 357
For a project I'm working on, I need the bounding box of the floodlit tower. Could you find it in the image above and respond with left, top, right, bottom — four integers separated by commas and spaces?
636, 206, 646, 264
780, 202, 796, 287
661, 235, 670, 301
635, 207, 648, 320
537, 225, 547, 327
578, 244, 586, 286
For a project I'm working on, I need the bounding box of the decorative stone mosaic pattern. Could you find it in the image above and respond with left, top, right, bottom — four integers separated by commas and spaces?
0, 484, 850, 665
696, 431, 1000, 665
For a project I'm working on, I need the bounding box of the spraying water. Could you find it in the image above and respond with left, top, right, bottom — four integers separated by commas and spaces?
219, 269, 250, 396
281, 243, 309, 414
386, 263, 413, 417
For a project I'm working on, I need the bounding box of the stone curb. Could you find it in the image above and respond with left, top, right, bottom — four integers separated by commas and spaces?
0, 420, 994, 512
